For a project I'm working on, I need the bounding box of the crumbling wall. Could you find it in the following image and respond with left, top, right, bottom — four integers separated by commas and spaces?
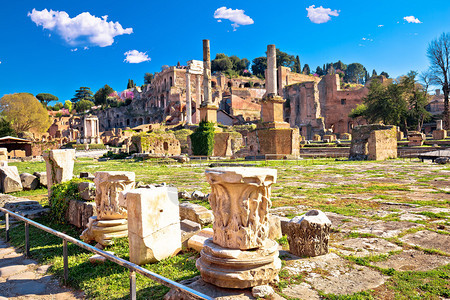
131, 131, 181, 156
349, 125, 397, 160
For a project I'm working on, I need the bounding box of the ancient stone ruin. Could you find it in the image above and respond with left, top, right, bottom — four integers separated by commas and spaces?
432, 120, 447, 140
286, 210, 331, 257
81, 171, 135, 246
0, 166, 23, 193
349, 125, 397, 160
196, 167, 281, 288
126, 187, 181, 265
43, 149, 76, 196
199, 39, 218, 123
408, 131, 426, 146
247, 45, 300, 157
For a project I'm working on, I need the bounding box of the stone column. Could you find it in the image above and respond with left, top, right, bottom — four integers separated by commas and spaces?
81, 171, 135, 246
83, 117, 87, 143
196, 167, 281, 288
199, 39, 217, 123
437, 120, 443, 130
203, 39, 212, 105
186, 71, 192, 125
196, 75, 201, 124
266, 44, 277, 96
43, 149, 75, 197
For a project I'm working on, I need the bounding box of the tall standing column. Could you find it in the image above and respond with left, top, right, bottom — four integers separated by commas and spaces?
196, 75, 201, 124
186, 71, 192, 125
266, 44, 277, 96
199, 39, 217, 123
203, 39, 212, 105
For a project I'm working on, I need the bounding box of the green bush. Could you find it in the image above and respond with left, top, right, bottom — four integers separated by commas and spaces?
190, 121, 215, 156
49, 178, 86, 223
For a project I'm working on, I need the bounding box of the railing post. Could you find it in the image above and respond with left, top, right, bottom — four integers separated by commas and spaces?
130, 270, 136, 300
24, 222, 30, 257
63, 239, 68, 284
5, 212, 9, 242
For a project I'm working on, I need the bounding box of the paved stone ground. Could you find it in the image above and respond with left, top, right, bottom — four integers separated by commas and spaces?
0, 238, 83, 299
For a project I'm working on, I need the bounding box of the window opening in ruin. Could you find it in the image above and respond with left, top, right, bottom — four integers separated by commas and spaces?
211, 81, 217, 88
163, 142, 169, 151
228, 82, 232, 88
169, 77, 173, 87
341, 99, 347, 105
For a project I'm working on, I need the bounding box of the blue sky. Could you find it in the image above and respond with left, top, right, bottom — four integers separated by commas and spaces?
1, 1, 449, 103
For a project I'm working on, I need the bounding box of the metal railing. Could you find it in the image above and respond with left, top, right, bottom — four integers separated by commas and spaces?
0, 207, 212, 300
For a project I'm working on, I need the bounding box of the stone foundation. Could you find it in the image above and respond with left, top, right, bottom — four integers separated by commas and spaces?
432, 130, 447, 140
349, 125, 397, 160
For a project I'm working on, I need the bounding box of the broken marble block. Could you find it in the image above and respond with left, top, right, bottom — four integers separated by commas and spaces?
180, 219, 202, 248
268, 214, 282, 240
179, 202, 214, 226
286, 209, 331, 257
33, 172, 47, 187
20, 173, 39, 190
187, 228, 214, 252
127, 187, 181, 265
78, 181, 95, 201
43, 149, 75, 196
0, 166, 23, 193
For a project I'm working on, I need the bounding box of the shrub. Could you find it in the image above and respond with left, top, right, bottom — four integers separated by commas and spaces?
190, 120, 215, 156
49, 178, 86, 223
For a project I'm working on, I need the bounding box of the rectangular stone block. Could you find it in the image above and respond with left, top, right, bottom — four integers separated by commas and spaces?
0, 166, 23, 193
127, 187, 181, 265
433, 130, 447, 140
179, 202, 214, 226
187, 228, 214, 252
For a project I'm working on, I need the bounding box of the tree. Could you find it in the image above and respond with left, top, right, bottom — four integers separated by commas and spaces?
94, 84, 114, 106
64, 100, 73, 112
51, 103, 63, 111
315, 66, 324, 76
302, 64, 311, 75
276, 49, 295, 69
211, 54, 233, 73
364, 70, 370, 84
345, 63, 366, 84
401, 71, 431, 131
380, 71, 390, 78
333, 60, 347, 72
36, 93, 58, 106
419, 70, 433, 93
74, 99, 94, 113
251, 57, 267, 78
127, 79, 136, 89
293, 56, 301, 73
0, 118, 16, 137
144, 73, 154, 85
71, 87, 93, 103
427, 32, 450, 129
0, 93, 51, 134
372, 69, 378, 78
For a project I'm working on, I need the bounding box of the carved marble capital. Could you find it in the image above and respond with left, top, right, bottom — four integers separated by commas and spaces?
94, 171, 135, 220
205, 167, 277, 250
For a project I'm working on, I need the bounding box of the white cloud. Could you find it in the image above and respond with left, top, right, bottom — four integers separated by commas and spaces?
124, 50, 151, 64
362, 37, 373, 41
70, 48, 78, 52
306, 5, 340, 24
28, 8, 133, 47
403, 16, 422, 23
214, 7, 254, 31
378, 25, 384, 27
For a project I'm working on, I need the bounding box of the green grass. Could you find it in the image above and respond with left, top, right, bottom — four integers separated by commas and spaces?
0, 215, 199, 300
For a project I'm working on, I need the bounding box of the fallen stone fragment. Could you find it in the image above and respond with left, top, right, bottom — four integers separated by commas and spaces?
252, 285, 274, 298
181, 219, 201, 248
187, 228, 214, 252
19, 173, 39, 190
179, 202, 214, 226
0, 166, 23, 193
286, 210, 331, 257
88, 251, 115, 264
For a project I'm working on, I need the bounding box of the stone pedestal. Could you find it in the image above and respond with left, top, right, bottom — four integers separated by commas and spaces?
43, 149, 75, 197
433, 130, 447, 140
286, 210, 331, 257
127, 187, 181, 265
408, 131, 426, 146
81, 171, 135, 246
196, 239, 281, 289
196, 167, 281, 288
199, 104, 218, 123
349, 125, 397, 160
